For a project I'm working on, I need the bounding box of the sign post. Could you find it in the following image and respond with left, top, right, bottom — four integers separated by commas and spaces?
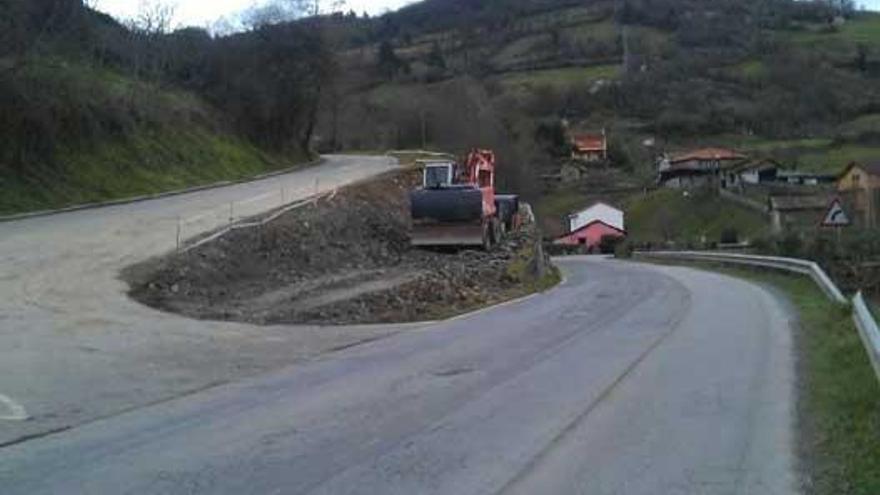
820, 197, 851, 245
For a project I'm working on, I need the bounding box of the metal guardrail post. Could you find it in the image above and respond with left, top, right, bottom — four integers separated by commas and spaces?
853, 292, 880, 382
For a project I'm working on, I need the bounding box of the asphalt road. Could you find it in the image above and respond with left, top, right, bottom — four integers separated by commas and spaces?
0, 155, 402, 445
1, 257, 799, 495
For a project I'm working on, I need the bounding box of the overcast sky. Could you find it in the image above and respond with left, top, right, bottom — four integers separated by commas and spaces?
94, 0, 880, 29
92, 0, 417, 28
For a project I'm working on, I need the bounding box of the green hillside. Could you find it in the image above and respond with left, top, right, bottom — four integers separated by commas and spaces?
0, 59, 304, 214
1, 0, 324, 215
326, 1, 880, 176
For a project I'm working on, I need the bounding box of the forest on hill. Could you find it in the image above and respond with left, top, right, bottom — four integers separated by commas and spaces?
316, 0, 880, 196
1, 0, 879, 213
0, 0, 331, 212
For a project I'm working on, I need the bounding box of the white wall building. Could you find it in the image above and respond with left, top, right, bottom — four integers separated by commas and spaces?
567, 202, 625, 233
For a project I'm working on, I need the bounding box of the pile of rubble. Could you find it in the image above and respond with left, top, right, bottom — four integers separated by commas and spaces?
127, 171, 555, 325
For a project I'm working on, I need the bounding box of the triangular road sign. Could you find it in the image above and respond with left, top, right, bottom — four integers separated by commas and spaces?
821, 198, 851, 227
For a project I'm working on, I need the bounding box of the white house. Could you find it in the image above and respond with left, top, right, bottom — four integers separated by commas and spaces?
567, 202, 625, 233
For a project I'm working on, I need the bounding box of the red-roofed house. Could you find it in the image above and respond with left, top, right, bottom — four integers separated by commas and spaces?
571, 131, 608, 163
658, 147, 748, 188
555, 202, 626, 253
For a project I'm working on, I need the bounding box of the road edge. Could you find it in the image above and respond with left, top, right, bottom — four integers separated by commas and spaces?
0, 158, 325, 224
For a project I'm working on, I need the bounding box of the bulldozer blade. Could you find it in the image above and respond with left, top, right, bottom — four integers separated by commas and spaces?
410, 223, 484, 247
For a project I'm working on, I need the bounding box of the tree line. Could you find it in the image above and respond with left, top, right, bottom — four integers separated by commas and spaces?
0, 0, 335, 175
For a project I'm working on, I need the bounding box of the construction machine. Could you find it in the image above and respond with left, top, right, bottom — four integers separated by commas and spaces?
409, 149, 518, 249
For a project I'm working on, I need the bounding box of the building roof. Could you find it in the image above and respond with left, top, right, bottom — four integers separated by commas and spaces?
567, 201, 624, 232
572, 133, 607, 152
777, 170, 837, 179
840, 161, 880, 179
572, 219, 626, 235
769, 195, 832, 212
669, 147, 746, 164
730, 158, 781, 173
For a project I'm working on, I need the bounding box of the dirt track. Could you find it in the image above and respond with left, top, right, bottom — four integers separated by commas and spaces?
127, 171, 555, 325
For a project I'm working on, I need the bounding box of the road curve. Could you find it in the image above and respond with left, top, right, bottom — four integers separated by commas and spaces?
0, 258, 798, 495
0, 155, 400, 445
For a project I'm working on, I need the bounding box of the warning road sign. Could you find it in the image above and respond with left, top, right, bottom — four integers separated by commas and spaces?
821, 198, 851, 227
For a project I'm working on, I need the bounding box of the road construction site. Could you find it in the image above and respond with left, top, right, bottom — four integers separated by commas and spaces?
127, 169, 553, 325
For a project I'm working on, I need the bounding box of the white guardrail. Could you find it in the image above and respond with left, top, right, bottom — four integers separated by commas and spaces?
636, 251, 880, 382
853, 292, 880, 381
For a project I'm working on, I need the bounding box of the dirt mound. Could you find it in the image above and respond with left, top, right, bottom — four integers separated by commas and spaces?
126, 171, 557, 325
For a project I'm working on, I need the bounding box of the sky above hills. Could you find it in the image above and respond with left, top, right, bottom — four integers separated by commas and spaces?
93, 0, 417, 28
94, 0, 880, 30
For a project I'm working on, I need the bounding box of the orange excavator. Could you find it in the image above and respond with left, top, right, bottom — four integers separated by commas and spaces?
409, 149, 519, 250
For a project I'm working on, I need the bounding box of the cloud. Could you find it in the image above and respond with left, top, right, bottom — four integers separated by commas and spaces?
93, 0, 416, 27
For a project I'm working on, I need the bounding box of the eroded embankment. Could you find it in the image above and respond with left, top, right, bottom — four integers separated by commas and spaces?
125, 170, 557, 325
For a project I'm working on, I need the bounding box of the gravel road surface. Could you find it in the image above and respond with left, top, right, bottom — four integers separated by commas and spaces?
0, 155, 400, 445
1, 257, 798, 495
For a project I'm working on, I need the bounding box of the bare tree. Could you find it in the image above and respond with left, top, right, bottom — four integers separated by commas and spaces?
125, 0, 177, 81
241, 0, 347, 29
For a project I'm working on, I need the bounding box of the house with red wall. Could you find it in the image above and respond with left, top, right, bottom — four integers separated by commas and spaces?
555, 202, 626, 253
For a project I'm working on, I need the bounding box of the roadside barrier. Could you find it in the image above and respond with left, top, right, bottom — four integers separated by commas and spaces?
853, 292, 880, 381
635, 251, 880, 382
635, 251, 845, 303
177, 185, 336, 253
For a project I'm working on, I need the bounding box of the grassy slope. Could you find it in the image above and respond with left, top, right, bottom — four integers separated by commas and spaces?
665, 264, 880, 495
0, 61, 306, 215
495, 64, 619, 93
622, 189, 769, 244
789, 14, 880, 48
681, 131, 879, 175
534, 187, 770, 243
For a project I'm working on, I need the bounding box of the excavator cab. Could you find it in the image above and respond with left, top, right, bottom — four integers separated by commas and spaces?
422, 161, 455, 189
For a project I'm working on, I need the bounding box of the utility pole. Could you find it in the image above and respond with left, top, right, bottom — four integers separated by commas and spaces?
420, 109, 427, 150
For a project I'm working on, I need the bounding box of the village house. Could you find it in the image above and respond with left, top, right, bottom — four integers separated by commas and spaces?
555, 202, 626, 253
837, 161, 880, 228
723, 158, 781, 189
777, 170, 837, 186
657, 147, 747, 188
768, 194, 834, 234
571, 131, 608, 163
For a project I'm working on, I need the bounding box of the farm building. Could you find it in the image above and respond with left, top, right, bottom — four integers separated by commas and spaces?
776, 170, 837, 186
769, 194, 835, 233
723, 158, 781, 188
658, 148, 747, 188
837, 161, 880, 228
571, 131, 608, 163
555, 202, 626, 253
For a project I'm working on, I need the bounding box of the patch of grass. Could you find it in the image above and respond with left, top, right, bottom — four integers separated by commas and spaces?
796, 144, 880, 173
622, 188, 770, 245
659, 263, 880, 495
838, 114, 880, 141
789, 14, 880, 47
492, 33, 550, 68
729, 59, 767, 79
0, 59, 308, 215
0, 128, 303, 214
561, 20, 618, 45
497, 64, 620, 93
505, 242, 561, 291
